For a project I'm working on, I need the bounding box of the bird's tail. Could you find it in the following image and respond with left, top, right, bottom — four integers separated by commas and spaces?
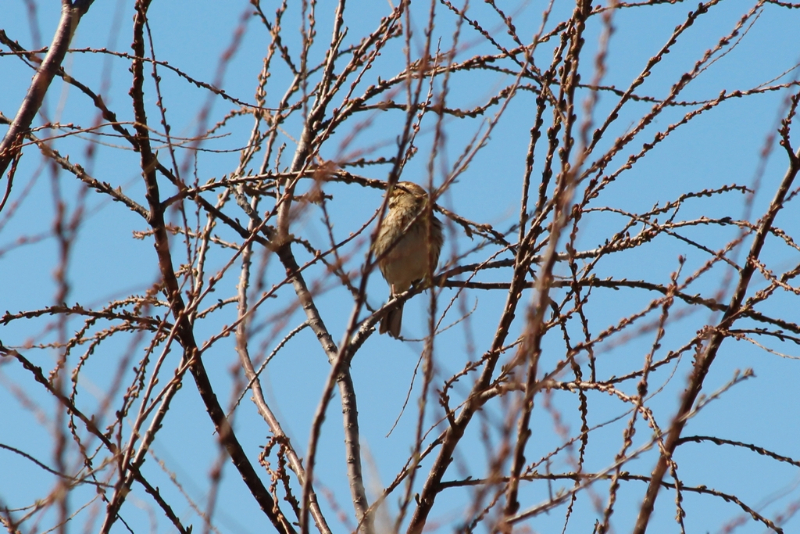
380, 301, 404, 338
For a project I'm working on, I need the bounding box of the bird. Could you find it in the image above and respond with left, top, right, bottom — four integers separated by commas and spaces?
372, 181, 444, 338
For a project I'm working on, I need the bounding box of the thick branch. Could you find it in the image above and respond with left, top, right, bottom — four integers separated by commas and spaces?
0, 2, 92, 175
98, 3, 296, 533
632, 144, 800, 533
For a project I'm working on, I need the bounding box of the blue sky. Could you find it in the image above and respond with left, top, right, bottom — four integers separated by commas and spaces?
1, 0, 799, 532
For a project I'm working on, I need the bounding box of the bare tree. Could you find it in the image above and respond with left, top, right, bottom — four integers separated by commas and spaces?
2, 0, 799, 533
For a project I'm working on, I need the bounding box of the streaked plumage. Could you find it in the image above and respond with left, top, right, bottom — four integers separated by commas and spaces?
372, 182, 444, 338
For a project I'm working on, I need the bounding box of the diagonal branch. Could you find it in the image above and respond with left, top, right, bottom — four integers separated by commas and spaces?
632, 143, 800, 534
97, 2, 297, 533
0, 1, 93, 175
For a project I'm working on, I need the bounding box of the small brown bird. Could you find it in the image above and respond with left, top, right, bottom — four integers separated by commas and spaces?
373, 181, 444, 338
